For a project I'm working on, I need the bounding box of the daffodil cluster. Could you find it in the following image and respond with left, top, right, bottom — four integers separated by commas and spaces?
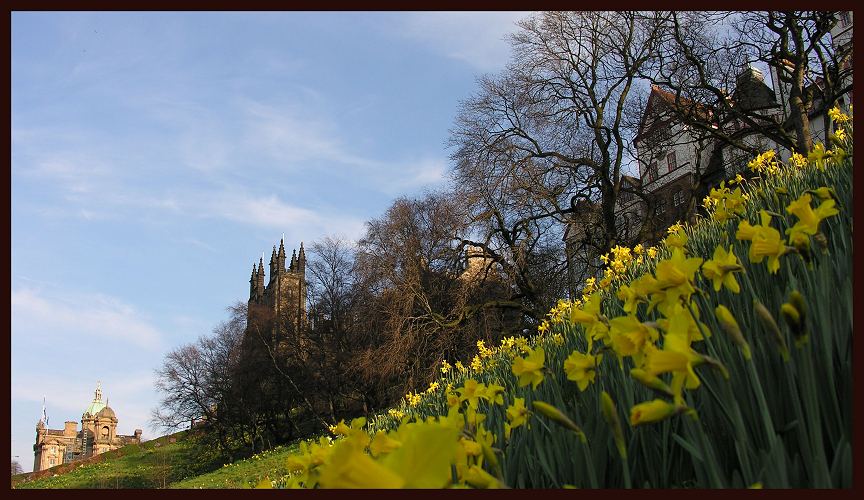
279, 123, 850, 488
702, 180, 749, 223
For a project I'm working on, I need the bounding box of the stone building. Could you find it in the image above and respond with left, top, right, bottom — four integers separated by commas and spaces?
33, 382, 142, 472
563, 12, 853, 294
247, 239, 307, 340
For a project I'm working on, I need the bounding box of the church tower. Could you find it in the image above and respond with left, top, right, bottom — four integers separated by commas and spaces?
247, 238, 307, 340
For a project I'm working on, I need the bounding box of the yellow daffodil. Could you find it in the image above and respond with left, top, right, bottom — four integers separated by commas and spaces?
369, 430, 402, 458
563, 350, 602, 391
609, 314, 659, 364
463, 464, 502, 489
664, 223, 688, 249
482, 382, 506, 406
505, 397, 529, 439
785, 193, 839, 237
701, 245, 743, 293
457, 379, 486, 408
511, 346, 546, 389
736, 211, 787, 273
828, 105, 850, 124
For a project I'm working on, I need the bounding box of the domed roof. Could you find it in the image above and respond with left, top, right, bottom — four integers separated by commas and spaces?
96, 406, 116, 419
83, 381, 106, 418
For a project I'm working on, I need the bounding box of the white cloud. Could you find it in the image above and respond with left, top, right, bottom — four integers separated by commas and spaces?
239, 98, 380, 168
11, 288, 165, 350
394, 12, 530, 72
211, 193, 319, 227
14, 154, 112, 196
380, 157, 448, 193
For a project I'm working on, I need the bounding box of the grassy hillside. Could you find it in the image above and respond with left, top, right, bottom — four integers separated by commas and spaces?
168, 442, 301, 489
12, 431, 203, 489
12, 430, 302, 489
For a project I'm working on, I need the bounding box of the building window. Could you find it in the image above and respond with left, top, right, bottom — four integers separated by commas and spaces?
654, 197, 667, 216
673, 189, 685, 207
49, 458, 55, 466
648, 162, 659, 182
667, 151, 677, 172
840, 11, 851, 28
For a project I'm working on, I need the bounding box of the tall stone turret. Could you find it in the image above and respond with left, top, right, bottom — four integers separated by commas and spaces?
269, 246, 277, 283
246, 239, 308, 339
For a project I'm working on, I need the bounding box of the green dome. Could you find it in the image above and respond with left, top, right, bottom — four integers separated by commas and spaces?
83, 382, 106, 417
84, 400, 106, 417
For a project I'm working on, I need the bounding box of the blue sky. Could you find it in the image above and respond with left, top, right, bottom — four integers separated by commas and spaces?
10, 11, 529, 471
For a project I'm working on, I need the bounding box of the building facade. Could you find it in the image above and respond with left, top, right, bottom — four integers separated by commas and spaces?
33, 382, 142, 472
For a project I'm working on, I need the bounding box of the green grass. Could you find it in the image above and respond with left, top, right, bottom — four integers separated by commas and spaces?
169, 442, 301, 489
12, 430, 303, 489
13, 431, 205, 489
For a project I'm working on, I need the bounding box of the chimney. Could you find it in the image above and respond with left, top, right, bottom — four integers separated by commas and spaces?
64, 421, 78, 437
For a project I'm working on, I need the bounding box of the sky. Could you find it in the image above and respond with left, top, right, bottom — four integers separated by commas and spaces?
10, 11, 530, 472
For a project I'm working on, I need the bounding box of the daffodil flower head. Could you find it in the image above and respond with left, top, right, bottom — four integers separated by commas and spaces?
785, 192, 839, 237
701, 245, 743, 293
563, 350, 602, 391
789, 152, 807, 169
736, 211, 787, 273
505, 397, 530, 438
511, 346, 545, 389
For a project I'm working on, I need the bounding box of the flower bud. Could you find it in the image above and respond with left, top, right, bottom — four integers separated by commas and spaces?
781, 299, 808, 347
600, 391, 627, 459
754, 300, 789, 361
714, 305, 751, 360
629, 368, 674, 396
813, 233, 829, 252
629, 399, 679, 427
532, 401, 585, 441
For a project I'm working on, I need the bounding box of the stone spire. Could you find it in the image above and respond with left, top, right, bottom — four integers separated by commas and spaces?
297, 242, 306, 275
249, 263, 257, 299
277, 239, 287, 272
269, 246, 277, 278
290, 249, 297, 271
257, 256, 265, 296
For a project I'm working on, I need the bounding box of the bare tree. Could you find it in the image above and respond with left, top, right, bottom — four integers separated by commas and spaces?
648, 11, 851, 157
11, 460, 23, 476
151, 302, 246, 458
451, 11, 666, 295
